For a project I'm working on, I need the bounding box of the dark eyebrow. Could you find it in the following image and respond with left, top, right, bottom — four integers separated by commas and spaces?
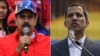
67, 13, 74, 17
19, 14, 25, 16
75, 12, 83, 17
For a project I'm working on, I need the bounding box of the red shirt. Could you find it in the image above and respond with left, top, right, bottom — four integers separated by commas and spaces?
0, 30, 50, 56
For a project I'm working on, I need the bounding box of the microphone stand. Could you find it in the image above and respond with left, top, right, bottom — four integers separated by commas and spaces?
75, 41, 94, 56
69, 37, 94, 56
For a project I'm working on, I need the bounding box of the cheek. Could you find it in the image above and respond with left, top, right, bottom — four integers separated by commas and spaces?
64, 20, 71, 27
80, 20, 87, 27
31, 20, 37, 26
15, 20, 23, 28
0, 9, 7, 19
4, 9, 8, 15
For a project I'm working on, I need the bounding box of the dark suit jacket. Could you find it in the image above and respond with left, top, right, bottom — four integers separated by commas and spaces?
51, 37, 100, 56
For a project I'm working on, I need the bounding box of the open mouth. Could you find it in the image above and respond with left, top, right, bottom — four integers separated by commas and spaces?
71, 23, 79, 27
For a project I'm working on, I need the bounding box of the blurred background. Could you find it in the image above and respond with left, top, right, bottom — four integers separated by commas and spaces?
51, 0, 100, 40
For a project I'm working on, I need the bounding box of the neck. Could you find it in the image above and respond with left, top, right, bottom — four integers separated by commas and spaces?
74, 30, 84, 40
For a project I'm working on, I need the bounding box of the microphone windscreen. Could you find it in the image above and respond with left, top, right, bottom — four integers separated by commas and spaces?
23, 27, 29, 35
68, 30, 75, 40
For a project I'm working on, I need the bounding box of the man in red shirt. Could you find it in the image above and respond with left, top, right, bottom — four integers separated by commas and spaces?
7, 0, 50, 35
0, 0, 50, 56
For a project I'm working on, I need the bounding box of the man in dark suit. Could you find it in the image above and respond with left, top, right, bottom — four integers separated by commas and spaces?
51, 2, 100, 56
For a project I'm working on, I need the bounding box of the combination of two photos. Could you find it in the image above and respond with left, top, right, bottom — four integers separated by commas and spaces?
0, 0, 100, 56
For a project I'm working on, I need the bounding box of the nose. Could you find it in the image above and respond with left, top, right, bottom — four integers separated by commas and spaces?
72, 14, 78, 22
73, 14, 77, 19
24, 18, 29, 23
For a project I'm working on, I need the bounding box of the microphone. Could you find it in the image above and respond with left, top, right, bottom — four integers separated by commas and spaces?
68, 30, 75, 42
23, 27, 29, 53
68, 30, 94, 56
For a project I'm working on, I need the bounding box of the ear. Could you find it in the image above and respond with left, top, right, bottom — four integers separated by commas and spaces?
64, 21, 67, 28
36, 14, 38, 20
34, 14, 38, 26
85, 20, 89, 27
15, 18, 17, 26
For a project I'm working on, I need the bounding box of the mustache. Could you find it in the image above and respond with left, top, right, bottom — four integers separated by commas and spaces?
22, 22, 31, 27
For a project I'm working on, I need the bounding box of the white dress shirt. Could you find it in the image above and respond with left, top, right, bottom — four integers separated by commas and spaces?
68, 35, 86, 56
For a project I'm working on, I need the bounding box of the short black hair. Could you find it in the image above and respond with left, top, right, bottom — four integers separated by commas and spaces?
65, 2, 88, 20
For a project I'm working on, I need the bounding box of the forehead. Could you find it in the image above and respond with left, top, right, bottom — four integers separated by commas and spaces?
67, 6, 84, 14
19, 10, 34, 14
0, 1, 7, 7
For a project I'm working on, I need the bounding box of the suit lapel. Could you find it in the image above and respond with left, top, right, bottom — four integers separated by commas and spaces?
81, 38, 93, 56
60, 38, 70, 56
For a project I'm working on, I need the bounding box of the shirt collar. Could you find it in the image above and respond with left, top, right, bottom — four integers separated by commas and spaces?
14, 29, 39, 43
68, 34, 86, 46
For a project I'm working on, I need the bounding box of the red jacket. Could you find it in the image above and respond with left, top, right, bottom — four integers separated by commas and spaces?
0, 30, 50, 56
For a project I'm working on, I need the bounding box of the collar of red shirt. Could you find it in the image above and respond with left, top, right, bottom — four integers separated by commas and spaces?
13, 29, 40, 43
